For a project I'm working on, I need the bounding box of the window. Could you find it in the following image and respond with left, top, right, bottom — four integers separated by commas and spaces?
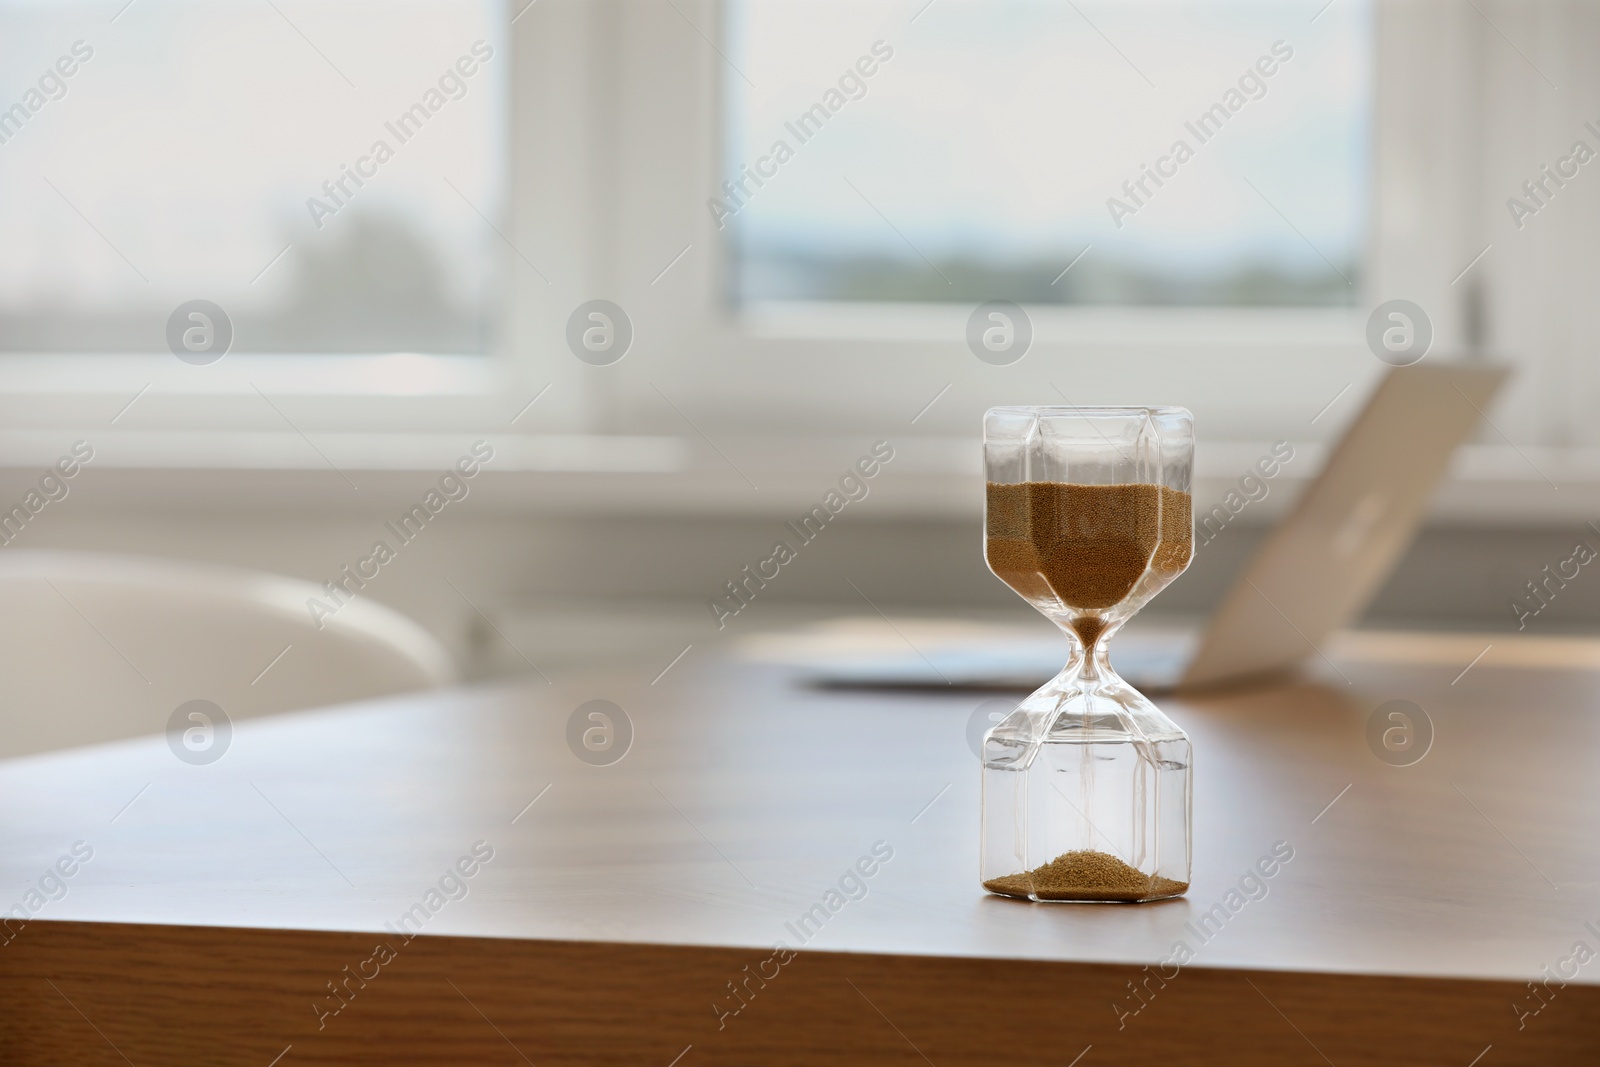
0, 0, 506, 355
1, 0, 1588, 501
723, 0, 1370, 307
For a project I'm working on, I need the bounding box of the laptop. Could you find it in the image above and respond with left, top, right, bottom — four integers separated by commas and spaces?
806, 362, 1508, 693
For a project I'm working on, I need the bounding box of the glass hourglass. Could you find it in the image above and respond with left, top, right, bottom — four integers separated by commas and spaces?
980, 406, 1194, 903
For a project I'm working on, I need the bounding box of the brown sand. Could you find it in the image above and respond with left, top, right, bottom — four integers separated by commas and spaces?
1149, 487, 1193, 575
1069, 615, 1106, 650
983, 849, 1188, 902
985, 482, 1192, 646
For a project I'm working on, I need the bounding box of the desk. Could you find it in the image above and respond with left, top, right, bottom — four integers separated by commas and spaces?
1, 635, 1597, 1065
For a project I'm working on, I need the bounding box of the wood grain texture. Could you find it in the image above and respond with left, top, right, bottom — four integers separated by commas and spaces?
2, 638, 1599, 1063
4, 920, 1597, 1066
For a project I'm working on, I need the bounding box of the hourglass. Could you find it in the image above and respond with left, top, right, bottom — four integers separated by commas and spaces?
980, 406, 1194, 902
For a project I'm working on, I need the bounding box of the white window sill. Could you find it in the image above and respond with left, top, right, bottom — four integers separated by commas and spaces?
0, 431, 684, 474
1, 432, 1592, 525
0, 353, 501, 397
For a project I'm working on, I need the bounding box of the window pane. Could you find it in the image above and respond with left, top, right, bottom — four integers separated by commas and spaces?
724, 0, 1369, 306
0, 0, 505, 353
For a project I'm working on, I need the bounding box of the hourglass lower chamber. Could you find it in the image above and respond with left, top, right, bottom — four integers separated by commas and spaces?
980, 407, 1194, 903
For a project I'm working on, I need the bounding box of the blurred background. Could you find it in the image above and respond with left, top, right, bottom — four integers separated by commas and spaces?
0, 0, 1595, 691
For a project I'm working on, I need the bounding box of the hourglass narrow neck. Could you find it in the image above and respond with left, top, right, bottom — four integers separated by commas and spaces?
1066, 615, 1118, 685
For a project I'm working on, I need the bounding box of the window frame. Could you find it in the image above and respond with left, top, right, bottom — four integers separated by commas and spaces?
589, 0, 1427, 443
0, 0, 573, 445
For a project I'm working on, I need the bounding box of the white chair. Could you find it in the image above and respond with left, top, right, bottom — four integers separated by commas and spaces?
0, 551, 454, 761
